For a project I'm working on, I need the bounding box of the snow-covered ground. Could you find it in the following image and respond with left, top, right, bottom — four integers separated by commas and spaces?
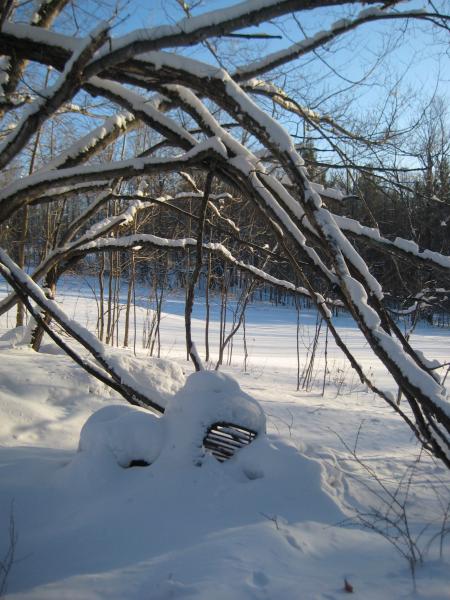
0, 276, 449, 599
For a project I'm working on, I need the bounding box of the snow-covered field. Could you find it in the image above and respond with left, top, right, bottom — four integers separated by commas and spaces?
0, 276, 449, 599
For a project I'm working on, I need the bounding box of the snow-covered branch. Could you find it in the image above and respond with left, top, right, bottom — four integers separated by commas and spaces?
39, 113, 136, 173
0, 22, 110, 170
0, 0, 68, 118
0, 249, 166, 414
234, 7, 449, 81
0, 138, 227, 223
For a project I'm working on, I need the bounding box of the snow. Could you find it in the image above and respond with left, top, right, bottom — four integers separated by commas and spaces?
0, 276, 449, 599
101, 350, 185, 409
228, 163, 337, 283
315, 184, 345, 201
39, 112, 135, 173
0, 57, 9, 92
338, 272, 450, 421
148, 54, 387, 305
2, 22, 80, 53
394, 237, 420, 254
0, 136, 227, 210
89, 78, 197, 148
163, 83, 256, 163
91, 0, 316, 60
310, 197, 384, 301
233, 4, 390, 81
134, 52, 299, 157
0, 23, 109, 168
163, 370, 266, 465
333, 215, 450, 273
1, 3, 449, 593
79, 404, 164, 467
236, 28, 333, 79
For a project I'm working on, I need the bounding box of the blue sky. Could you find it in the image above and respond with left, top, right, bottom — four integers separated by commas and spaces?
115, 0, 449, 118
103, 0, 449, 172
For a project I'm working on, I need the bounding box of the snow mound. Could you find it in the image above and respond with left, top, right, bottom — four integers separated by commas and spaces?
102, 349, 186, 408
0, 324, 63, 353
0, 323, 32, 347
79, 404, 164, 467
0, 325, 25, 345
163, 370, 266, 464
77, 370, 266, 468
38, 341, 67, 355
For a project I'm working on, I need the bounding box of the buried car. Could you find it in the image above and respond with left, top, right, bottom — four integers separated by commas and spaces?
78, 370, 266, 468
